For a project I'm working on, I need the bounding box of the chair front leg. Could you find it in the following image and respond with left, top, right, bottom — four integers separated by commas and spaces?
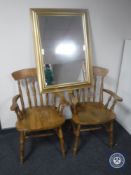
20, 131, 25, 163
73, 124, 80, 155
57, 127, 65, 158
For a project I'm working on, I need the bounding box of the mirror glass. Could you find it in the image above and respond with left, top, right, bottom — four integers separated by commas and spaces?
31, 9, 93, 93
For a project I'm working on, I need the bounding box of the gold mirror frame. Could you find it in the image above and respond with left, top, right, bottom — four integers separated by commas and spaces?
31, 8, 93, 93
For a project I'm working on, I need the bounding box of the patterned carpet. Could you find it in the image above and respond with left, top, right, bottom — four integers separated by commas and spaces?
0, 121, 131, 175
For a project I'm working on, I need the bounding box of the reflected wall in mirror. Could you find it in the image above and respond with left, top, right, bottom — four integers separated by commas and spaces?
31, 9, 93, 93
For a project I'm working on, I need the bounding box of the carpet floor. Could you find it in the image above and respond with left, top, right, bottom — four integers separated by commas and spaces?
0, 121, 131, 175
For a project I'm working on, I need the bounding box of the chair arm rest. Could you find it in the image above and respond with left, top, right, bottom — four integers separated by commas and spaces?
10, 94, 21, 111
55, 92, 70, 113
55, 92, 69, 105
103, 89, 123, 110
10, 94, 23, 120
67, 92, 78, 114
103, 89, 123, 102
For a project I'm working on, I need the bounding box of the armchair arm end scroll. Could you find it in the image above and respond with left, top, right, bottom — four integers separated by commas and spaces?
10, 94, 23, 120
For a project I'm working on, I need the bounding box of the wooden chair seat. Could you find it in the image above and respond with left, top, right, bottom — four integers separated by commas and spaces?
16, 107, 65, 131
72, 102, 115, 125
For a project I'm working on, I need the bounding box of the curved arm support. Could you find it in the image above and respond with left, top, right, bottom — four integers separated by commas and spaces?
103, 89, 123, 110
10, 94, 24, 120
55, 92, 70, 113
67, 91, 78, 114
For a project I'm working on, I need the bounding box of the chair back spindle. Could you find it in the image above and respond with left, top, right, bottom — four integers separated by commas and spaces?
18, 80, 25, 110
25, 78, 32, 107
32, 78, 37, 107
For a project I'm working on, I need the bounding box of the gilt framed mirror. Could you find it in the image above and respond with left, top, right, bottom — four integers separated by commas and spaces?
31, 8, 93, 93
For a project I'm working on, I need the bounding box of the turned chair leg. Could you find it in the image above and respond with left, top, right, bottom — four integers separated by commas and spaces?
58, 127, 65, 158
73, 124, 80, 155
20, 131, 25, 164
108, 121, 114, 147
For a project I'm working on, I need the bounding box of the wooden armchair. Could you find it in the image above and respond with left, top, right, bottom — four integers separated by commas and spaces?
10, 68, 67, 163
69, 66, 123, 155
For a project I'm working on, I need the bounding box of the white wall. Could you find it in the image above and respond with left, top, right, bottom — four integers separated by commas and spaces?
0, 0, 131, 129
116, 40, 131, 134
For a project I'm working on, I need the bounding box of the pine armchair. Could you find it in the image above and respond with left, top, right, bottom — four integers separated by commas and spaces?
69, 66, 123, 155
10, 68, 68, 163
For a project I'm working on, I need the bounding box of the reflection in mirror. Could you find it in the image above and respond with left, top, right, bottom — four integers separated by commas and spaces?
31, 9, 93, 93
39, 15, 86, 85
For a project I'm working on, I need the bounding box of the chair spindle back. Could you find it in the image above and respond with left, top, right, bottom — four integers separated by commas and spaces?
71, 66, 108, 103
12, 68, 58, 109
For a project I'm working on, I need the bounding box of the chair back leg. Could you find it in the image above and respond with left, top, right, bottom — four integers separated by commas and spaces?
108, 121, 114, 147
73, 124, 80, 155
20, 131, 25, 164
58, 127, 65, 157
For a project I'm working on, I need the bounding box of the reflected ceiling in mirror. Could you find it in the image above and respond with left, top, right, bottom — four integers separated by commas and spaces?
31, 9, 93, 93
